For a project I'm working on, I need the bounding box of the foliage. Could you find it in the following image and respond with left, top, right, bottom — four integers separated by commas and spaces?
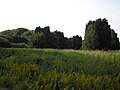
69, 35, 82, 49
111, 29, 119, 50
0, 48, 120, 90
1, 28, 28, 36
0, 37, 11, 48
82, 25, 99, 50
0, 26, 82, 49
83, 18, 119, 50
11, 43, 29, 48
0, 18, 119, 50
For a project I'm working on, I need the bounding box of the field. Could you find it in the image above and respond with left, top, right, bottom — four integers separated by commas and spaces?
0, 48, 120, 90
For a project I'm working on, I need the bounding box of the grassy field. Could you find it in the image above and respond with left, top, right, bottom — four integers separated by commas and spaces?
0, 48, 120, 90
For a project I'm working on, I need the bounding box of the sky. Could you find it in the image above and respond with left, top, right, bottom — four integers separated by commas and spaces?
0, 0, 120, 39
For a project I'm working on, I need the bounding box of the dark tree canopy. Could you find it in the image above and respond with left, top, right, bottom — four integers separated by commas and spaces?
0, 26, 82, 49
35, 26, 42, 33
70, 35, 82, 49
0, 18, 119, 50
95, 18, 111, 50
0, 37, 11, 48
83, 18, 119, 50
111, 29, 119, 50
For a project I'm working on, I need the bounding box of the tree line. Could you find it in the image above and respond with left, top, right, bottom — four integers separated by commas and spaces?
0, 18, 119, 50
0, 26, 82, 49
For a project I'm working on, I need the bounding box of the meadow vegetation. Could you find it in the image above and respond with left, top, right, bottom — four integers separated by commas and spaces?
0, 48, 120, 90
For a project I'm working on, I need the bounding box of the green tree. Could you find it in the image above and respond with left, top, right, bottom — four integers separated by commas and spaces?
53, 31, 65, 49
1, 28, 29, 36
12, 36, 29, 44
83, 18, 111, 50
0, 26, 83, 49
0, 37, 11, 48
82, 25, 99, 50
0, 34, 13, 42
35, 26, 42, 33
71, 35, 82, 49
49, 32, 58, 48
43, 26, 50, 35
34, 26, 51, 48
95, 18, 111, 50
32, 33, 46, 48
119, 42, 120, 49
15, 28, 29, 35
111, 29, 119, 50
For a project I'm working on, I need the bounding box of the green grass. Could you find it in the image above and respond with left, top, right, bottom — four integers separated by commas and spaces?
0, 48, 120, 90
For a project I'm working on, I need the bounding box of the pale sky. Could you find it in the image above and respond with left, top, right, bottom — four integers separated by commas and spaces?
0, 0, 120, 39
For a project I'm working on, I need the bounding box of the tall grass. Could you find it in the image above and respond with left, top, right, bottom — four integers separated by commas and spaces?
0, 48, 120, 90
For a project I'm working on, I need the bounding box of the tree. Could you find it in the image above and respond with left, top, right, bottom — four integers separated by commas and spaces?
70, 35, 82, 49
32, 33, 46, 48
119, 42, 120, 49
35, 26, 42, 33
1, 28, 29, 36
82, 18, 111, 50
0, 37, 11, 48
53, 31, 65, 49
82, 24, 99, 50
12, 36, 28, 44
0, 26, 83, 49
111, 29, 119, 50
16, 28, 29, 35
43, 26, 50, 35
95, 18, 111, 50
49, 32, 59, 48
63, 37, 70, 49
0, 34, 13, 42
